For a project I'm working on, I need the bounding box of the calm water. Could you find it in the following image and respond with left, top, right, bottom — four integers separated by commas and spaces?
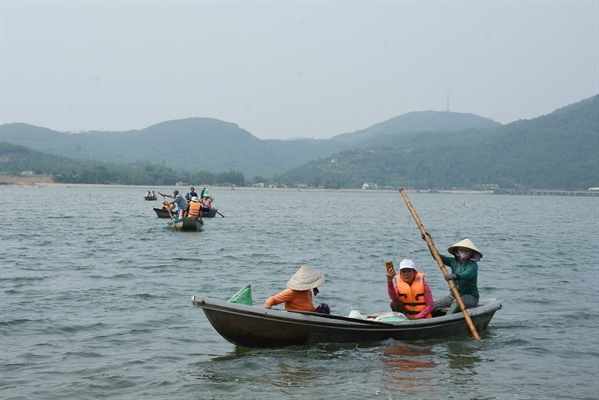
1, 186, 598, 400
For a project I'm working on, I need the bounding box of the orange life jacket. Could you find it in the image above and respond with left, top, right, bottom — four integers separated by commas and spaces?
393, 271, 432, 319
188, 201, 202, 218
201, 197, 212, 209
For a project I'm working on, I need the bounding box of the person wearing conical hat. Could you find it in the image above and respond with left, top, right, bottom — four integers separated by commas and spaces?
433, 238, 482, 315
263, 265, 330, 313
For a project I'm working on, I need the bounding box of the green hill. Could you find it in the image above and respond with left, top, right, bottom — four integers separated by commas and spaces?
277, 96, 598, 190
1, 95, 596, 189
331, 111, 500, 147
0, 112, 500, 178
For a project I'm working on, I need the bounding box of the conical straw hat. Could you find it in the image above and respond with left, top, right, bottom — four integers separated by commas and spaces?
448, 238, 483, 258
287, 265, 326, 291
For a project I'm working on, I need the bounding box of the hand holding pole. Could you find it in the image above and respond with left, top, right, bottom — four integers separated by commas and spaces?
399, 188, 481, 341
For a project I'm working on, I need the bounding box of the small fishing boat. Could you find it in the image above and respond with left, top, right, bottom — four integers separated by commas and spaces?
153, 207, 176, 218
154, 207, 218, 219
168, 217, 204, 231
144, 194, 157, 201
191, 296, 502, 348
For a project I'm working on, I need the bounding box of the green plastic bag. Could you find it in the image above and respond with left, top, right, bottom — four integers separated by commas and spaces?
228, 283, 253, 306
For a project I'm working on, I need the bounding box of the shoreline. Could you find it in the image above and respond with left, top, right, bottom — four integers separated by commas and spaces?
2, 182, 597, 196
2, 175, 597, 196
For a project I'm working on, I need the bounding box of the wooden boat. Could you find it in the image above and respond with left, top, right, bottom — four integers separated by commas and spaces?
153, 207, 176, 218
154, 207, 218, 219
168, 217, 204, 231
191, 296, 502, 348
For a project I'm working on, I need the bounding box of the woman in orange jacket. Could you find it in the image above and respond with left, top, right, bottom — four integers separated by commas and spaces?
263, 265, 330, 314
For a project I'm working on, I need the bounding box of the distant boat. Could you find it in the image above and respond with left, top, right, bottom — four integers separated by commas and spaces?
144, 194, 157, 201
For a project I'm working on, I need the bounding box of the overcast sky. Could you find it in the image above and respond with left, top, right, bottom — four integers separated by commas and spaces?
1, 1, 597, 140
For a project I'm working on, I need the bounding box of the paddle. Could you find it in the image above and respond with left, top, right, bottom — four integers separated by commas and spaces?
216, 210, 225, 218
398, 188, 481, 341
158, 193, 176, 221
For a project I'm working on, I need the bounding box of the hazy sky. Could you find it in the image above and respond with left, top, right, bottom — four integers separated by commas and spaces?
1, 1, 597, 140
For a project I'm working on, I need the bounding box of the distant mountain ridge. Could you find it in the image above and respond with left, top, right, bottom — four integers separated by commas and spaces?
278, 95, 598, 190
1, 95, 597, 190
0, 111, 501, 178
331, 111, 501, 146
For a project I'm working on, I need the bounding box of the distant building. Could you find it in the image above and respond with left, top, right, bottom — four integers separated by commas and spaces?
362, 183, 369, 190
472, 183, 499, 190
252, 183, 265, 188
21, 171, 34, 175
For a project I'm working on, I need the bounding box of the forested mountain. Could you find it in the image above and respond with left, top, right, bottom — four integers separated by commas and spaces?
0, 95, 596, 189
277, 95, 598, 190
0, 112, 499, 178
330, 111, 500, 147
0, 142, 245, 186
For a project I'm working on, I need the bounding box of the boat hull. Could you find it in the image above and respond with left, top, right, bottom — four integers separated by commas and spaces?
169, 217, 204, 231
192, 296, 502, 348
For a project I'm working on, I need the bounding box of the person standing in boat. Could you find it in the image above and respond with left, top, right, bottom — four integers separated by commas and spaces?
432, 238, 481, 315
263, 265, 330, 314
386, 259, 433, 319
187, 196, 202, 220
164, 190, 189, 218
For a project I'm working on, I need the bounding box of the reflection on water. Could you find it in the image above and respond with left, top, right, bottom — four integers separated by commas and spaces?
381, 343, 439, 395
445, 341, 482, 372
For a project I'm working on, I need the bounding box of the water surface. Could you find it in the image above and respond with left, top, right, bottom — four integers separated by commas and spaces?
1, 187, 597, 399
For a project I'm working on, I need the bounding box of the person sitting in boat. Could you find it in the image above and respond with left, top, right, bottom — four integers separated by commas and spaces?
187, 196, 202, 219
164, 190, 189, 218
146, 190, 152, 198
186, 187, 198, 201
200, 195, 212, 211
432, 238, 481, 315
263, 265, 330, 314
386, 259, 433, 319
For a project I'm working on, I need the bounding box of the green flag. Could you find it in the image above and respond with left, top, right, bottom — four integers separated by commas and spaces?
228, 283, 253, 306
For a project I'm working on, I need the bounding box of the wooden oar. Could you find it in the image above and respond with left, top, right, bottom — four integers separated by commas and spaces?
216, 210, 225, 218
158, 193, 176, 221
398, 188, 481, 341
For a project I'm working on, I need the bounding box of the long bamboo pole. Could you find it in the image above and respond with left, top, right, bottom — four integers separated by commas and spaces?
399, 188, 481, 341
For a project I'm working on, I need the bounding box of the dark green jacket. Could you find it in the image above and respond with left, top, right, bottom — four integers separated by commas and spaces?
439, 254, 479, 299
